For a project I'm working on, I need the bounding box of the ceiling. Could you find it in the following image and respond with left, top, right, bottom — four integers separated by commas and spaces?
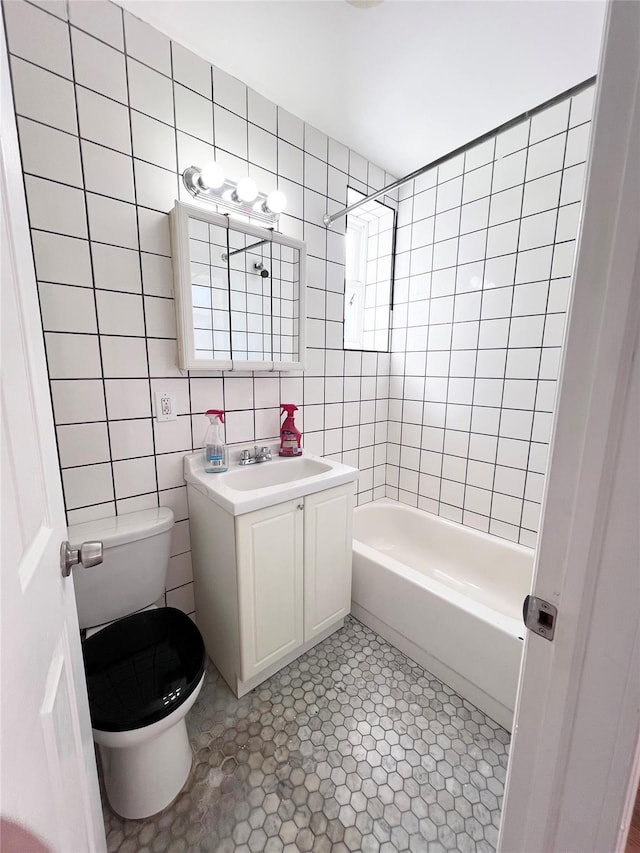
119, 0, 606, 178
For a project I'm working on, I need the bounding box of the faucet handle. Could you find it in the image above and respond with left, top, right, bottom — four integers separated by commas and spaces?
240, 448, 252, 463
260, 446, 272, 459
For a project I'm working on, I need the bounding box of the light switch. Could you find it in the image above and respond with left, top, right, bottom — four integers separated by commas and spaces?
155, 391, 177, 422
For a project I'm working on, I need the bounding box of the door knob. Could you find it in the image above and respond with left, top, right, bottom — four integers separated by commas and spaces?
60, 540, 103, 578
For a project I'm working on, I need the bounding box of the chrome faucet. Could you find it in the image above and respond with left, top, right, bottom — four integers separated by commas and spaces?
239, 446, 272, 465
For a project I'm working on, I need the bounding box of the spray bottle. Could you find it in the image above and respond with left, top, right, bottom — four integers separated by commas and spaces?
203, 410, 228, 473
279, 404, 302, 457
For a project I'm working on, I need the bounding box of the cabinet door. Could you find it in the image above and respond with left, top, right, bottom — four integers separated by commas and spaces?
236, 499, 304, 681
303, 483, 354, 642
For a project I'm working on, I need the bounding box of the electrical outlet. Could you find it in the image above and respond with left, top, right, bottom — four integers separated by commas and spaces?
155, 391, 177, 422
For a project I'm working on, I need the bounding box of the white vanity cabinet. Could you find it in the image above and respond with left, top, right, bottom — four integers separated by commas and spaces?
235, 498, 304, 682
187, 481, 355, 697
302, 486, 354, 642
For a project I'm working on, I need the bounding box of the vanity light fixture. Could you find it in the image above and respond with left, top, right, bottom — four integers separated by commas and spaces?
234, 176, 258, 203
182, 163, 287, 225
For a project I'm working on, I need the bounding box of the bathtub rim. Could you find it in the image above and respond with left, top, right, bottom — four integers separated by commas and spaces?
353, 497, 533, 633
354, 497, 534, 560
353, 537, 525, 640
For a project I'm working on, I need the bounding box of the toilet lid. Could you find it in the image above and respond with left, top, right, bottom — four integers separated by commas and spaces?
82, 607, 206, 732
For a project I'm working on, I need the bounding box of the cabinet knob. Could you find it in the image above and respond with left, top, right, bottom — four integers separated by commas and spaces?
297, 504, 304, 510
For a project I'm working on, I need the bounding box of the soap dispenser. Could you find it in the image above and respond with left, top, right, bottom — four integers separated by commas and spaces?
203, 410, 228, 473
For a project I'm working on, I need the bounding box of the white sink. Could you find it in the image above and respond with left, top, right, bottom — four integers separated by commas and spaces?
223, 457, 332, 491
184, 449, 358, 515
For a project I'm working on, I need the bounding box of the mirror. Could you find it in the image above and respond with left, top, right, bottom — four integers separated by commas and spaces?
170, 201, 306, 371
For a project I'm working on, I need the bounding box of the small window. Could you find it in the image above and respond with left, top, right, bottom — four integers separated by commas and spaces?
344, 188, 395, 351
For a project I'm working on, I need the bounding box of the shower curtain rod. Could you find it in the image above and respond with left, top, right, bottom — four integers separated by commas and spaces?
221, 238, 269, 260
323, 75, 596, 228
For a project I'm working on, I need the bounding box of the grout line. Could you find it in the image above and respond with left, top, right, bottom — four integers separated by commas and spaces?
121, 4, 163, 517
65, 5, 120, 519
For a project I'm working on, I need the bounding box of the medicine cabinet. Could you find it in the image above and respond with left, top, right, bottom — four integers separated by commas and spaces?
170, 201, 306, 371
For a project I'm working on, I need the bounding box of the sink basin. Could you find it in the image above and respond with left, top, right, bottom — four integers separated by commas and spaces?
224, 457, 332, 491
184, 449, 358, 516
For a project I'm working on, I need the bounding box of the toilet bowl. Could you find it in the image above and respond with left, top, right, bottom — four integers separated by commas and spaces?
69, 508, 207, 819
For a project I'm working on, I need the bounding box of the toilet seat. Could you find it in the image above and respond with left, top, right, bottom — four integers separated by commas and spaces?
83, 607, 206, 732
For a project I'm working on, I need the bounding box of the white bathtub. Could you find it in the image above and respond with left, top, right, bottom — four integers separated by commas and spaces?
351, 499, 534, 730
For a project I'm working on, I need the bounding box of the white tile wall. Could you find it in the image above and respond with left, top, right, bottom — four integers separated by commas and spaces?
4, 0, 395, 615
390, 85, 594, 547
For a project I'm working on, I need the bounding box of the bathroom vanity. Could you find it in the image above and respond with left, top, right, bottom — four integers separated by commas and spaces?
184, 451, 358, 697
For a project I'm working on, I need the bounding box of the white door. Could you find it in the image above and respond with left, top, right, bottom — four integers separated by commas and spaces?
0, 25, 105, 853
303, 483, 354, 642
499, 2, 640, 851
236, 500, 304, 681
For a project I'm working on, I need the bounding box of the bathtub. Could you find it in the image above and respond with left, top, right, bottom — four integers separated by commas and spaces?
351, 499, 534, 730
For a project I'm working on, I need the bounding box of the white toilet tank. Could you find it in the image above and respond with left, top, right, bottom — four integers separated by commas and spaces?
68, 508, 174, 630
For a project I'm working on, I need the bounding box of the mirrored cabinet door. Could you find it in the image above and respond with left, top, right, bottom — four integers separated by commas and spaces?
227, 230, 274, 364
188, 216, 231, 363
171, 202, 306, 372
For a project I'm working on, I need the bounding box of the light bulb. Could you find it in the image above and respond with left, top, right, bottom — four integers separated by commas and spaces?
266, 190, 287, 214
199, 162, 225, 189
235, 177, 258, 202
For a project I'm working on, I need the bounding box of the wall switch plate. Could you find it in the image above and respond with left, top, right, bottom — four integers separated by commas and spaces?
155, 391, 177, 422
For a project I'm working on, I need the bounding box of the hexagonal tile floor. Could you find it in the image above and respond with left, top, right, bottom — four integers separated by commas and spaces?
102, 616, 509, 852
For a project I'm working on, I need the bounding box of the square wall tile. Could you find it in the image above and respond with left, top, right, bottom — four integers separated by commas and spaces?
138, 209, 172, 256
101, 336, 148, 378
45, 332, 101, 379
113, 456, 157, 499
51, 379, 106, 424
96, 290, 145, 336
87, 194, 138, 249
175, 84, 213, 144
71, 28, 128, 104
10, 56, 77, 134
530, 100, 570, 145
526, 134, 566, 182
93, 244, 141, 293
32, 232, 92, 287
492, 150, 526, 193
141, 254, 173, 298
39, 282, 97, 334
63, 462, 114, 509
109, 419, 154, 460
18, 118, 82, 187
279, 108, 304, 148
77, 86, 131, 155
5, 0, 72, 78
57, 422, 110, 468
128, 58, 174, 125
145, 296, 176, 338
131, 111, 176, 171
82, 140, 135, 202
172, 42, 211, 99
166, 582, 195, 614
133, 160, 178, 213
123, 11, 171, 75
248, 89, 277, 134
68, 0, 123, 49
213, 67, 247, 117
25, 176, 87, 239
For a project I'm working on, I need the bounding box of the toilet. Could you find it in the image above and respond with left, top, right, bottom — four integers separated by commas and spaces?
68, 507, 206, 820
